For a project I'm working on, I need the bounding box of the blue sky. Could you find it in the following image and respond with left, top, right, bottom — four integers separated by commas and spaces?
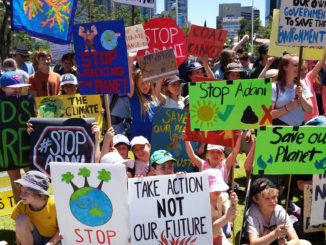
156, 0, 266, 27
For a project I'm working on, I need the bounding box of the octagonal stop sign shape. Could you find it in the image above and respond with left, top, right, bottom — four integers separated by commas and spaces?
33, 126, 95, 175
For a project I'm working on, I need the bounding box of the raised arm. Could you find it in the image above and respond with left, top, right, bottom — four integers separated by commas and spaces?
100, 127, 115, 160
225, 131, 242, 171
182, 132, 202, 169
127, 52, 136, 98
306, 49, 326, 81
200, 55, 215, 79
154, 78, 167, 104
258, 56, 276, 78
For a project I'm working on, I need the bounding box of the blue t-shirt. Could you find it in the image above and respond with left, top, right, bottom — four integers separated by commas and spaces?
129, 92, 158, 141
23, 62, 35, 75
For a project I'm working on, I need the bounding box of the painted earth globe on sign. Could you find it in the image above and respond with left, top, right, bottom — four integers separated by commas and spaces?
101, 30, 118, 50
70, 187, 112, 226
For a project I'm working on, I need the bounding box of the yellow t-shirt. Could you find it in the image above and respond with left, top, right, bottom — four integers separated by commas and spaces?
11, 195, 58, 238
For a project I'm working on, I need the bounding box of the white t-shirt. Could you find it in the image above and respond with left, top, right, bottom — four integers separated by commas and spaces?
162, 96, 185, 109
272, 81, 312, 126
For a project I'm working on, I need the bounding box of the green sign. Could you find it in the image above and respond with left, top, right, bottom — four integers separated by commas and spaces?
189, 79, 272, 130
253, 126, 326, 175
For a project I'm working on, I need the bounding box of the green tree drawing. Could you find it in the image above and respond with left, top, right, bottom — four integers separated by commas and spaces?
61, 172, 78, 191
78, 167, 91, 187
97, 169, 111, 190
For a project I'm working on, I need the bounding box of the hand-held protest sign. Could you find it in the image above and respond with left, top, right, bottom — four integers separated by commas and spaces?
125, 24, 148, 52
188, 25, 227, 59
73, 20, 130, 95
112, 0, 155, 8
137, 18, 188, 66
0, 172, 16, 217
128, 172, 213, 244
278, 0, 326, 47
12, 0, 77, 43
269, 9, 326, 60
253, 126, 326, 175
51, 162, 129, 245
303, 184, 326, 232
189, 78, 272, 131
311, 174, 326, 226
0, 96, 34, 171
35, 94, 103, 129
137, 49, 179, 82
49, 42, 73, 63
151, 108, 194, 172
30, 118, 95, 175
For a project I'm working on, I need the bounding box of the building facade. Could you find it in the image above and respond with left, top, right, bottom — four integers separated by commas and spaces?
265, 0, 281, 24
165, 0, 188, 27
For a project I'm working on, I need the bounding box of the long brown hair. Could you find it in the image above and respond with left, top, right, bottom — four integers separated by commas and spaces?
277, 54, 298, 92
133, 69, 158, 116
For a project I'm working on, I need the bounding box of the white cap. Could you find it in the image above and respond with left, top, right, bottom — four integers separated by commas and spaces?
60, 73, 78, 86
130, 136, 149, 148
113, 134, 130, 146
100, 151, 129, 164
206, 144, 224, 152
203, 168, 229, 192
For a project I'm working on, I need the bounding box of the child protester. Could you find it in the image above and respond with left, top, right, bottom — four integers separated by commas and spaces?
149, 149, 177, 176
11, 170, 62, 245
59, 73, 78, 95
247, 178, 311, 245
204, 168, 238, 245
130, 136, 151, 176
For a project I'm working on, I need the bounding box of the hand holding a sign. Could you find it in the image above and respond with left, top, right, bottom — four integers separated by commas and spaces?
273, 224, 287, 241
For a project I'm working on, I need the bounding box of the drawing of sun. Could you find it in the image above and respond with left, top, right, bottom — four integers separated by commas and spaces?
191, 100, 219, 128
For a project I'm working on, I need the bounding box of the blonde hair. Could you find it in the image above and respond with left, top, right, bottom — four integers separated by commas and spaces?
133, 69, 158, 116
259, 188, 279, 198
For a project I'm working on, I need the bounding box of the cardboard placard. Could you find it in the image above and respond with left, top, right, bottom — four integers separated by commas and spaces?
128, 173, 213, 244
137, 49, 179, 81
125, 24, 148, 52
188, 25, 227, 59
0, 96, 34, 171
30, 118, 95, 175
269, 10, 326, 60
278, 0, 326, 47
189, 79, 272, 130
311, 174, 326, 225
253, 126, 326, 175
184, 115, 241, 147
34, 94, 103, 130
303, 184, 326, 232
50, 162, 129, 245
73, 20, 130, 94
137, 18, 188, 66
112, 0, 155, 8
151, 108, 195, 172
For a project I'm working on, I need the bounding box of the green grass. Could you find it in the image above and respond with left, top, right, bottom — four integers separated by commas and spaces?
0, 154, 249, 245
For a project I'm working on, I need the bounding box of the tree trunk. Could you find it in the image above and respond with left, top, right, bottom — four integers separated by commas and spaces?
0, 0, 11, 62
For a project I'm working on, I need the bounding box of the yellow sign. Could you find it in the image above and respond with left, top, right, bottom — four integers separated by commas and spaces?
269, 9, 326, 60
35, 94, 103, 129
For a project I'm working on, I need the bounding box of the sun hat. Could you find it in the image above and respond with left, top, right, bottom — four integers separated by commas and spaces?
100, 151, 130, 164
0, 71, 31, 88
150, 150, 176, 166
206, 144, 224, 152
224, 62, 245, 74
305, 116, 326, 126
60, 73, 78, 86
14, 170, 50, 196
186, 62, 204, 73
203, 169, 229, 192
250, 177, 276, 198
265, 69, 279, 79
13, 44, 31, 56
113, 134, 130, 146
163, 75, 184, 86
130, 136, 149, 148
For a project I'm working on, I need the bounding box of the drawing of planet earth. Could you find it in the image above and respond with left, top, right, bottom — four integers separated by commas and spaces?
70, 187, 113, 226
101, 30, 118, 50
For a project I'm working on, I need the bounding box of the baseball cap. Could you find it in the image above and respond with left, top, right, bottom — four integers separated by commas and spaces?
130, 136, 149, 148
224, 63, 245, 74
250, 177, 277, 198
60, 73, 78, 86
100, 151, 130, 164
206, 144, 224, 152
113, 134, 130, 146
0, 71, 31, 88
163, 75, 184, 86
150, 150, 176, 166
15, 170, 50, 196
186, 62, 204, 73
203, 169, 229, 192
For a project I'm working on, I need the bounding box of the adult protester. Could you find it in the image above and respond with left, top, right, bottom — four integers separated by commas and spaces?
12, 44, 35, 75
214, 49, 237, 79
55, 53, 77, 76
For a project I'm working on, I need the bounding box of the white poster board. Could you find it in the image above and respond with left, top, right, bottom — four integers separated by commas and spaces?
303, 184, 325, 232
50, 162, 129, 245
113, 0, 155, 8
279, 1, 326, 47
311, 174, 326, 225
49, 42, 73, 63
128, 172, 213, 244
125, 24, 148, 52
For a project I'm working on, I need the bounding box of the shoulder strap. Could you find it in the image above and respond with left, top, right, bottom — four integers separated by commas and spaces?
109, 94, 119, 111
